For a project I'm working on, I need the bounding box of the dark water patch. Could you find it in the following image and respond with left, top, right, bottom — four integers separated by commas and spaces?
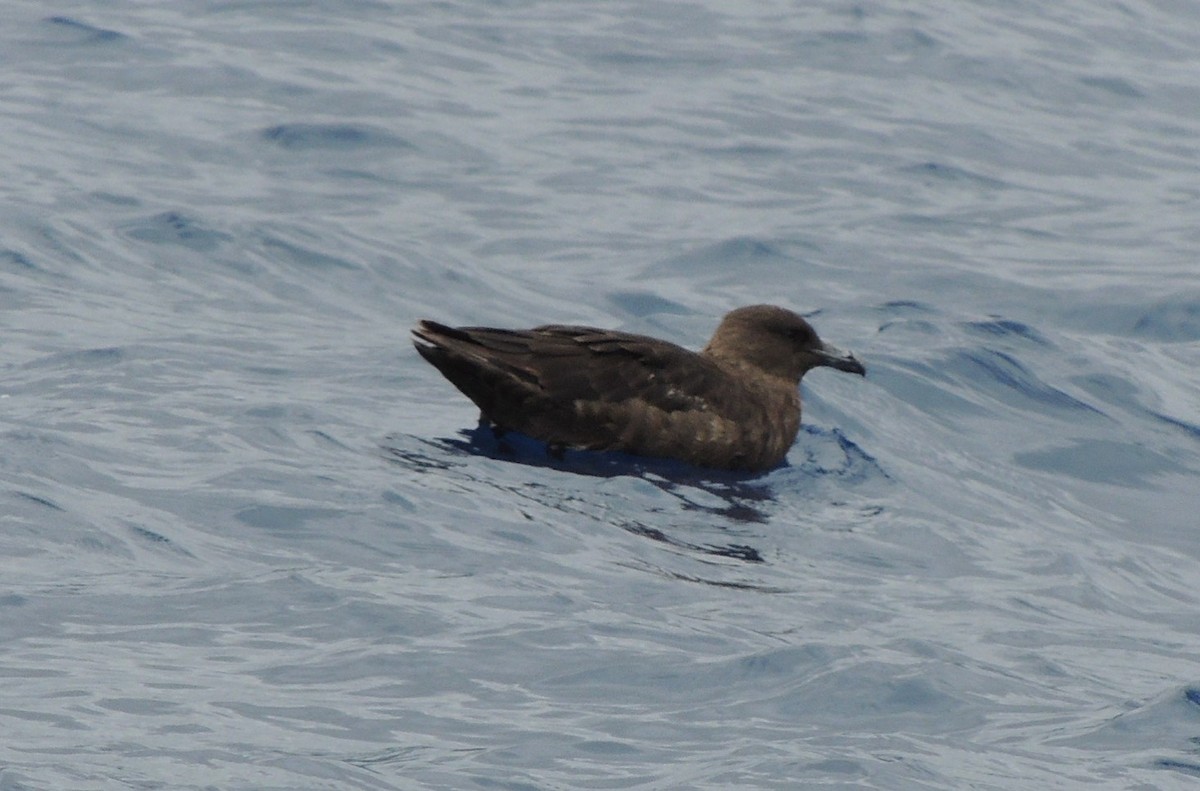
951, 348, 1103, 415
235, 505, 348, 532
98, 697, 180, 716
378, 439, 461, 473
91, 191, 140, 207
321, 166, 374, 181
242, 367, 291, 379
24, 346, 125, 369
662, 571, 782, 591
1070, 372, 1139, 406
704, 143, 788, 158
1132, 298, 1200, 342
873, 362, 988, 418
891, 212, 948, 228
878, 317, 941, 335
0, 285, 19, 310
803, 758, 866, 776
1, 249, 37, 271
680, 236, 784, 265
1079, 75, 1144, 98
705, 543, 763, 562
42, 16, 126, 45
574, 740, 638, 756
734, 645, 834, 679
583, 48, 724, 72
1015, 439, 1176, 487
879, 300, 935, 313
632, 553, 788, 591
621, 522, 764, 564
129, 525, 170, 544
14, 492, 64, 511
244, 405, 289, 420
876, 300, 940, 335
345, 745, 482, 770
1065, 296, 1200, 342
309, 430, 352, 451
1147, 411, 1200, 440
650, 474, 774, 525
260, 123, 413, 151
1073, 374, 1200, 440
1155, 759, 1200, 777
33, 224, 87, 266
260, 235, 360, 272
123, 212, 231, 253
963, 318, 1050, 345
127, 524, 193, 559
762, 661, 982, 732
789, 426, 888, 483
652, 236, 795, 285
901, 161, 1008, 189
608, 291, 691, 318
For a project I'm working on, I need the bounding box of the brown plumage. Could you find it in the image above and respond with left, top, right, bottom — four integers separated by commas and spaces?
412, 304, 865, 471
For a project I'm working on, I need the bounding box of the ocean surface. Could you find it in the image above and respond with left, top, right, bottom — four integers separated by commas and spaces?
2, 2, 1199, 789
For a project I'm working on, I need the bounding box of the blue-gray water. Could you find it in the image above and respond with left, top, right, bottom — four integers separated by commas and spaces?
3, 2, 1200, 789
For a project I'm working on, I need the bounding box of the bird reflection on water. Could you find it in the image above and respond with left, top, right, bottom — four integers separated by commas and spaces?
383, 423, 778, 571
452, 421, 777, 524
382, 420, 881, 590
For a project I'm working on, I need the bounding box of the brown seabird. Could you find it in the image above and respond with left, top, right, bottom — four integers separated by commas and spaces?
412, 304, 865, 471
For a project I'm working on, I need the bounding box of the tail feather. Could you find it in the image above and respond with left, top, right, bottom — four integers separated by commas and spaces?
411, 321, 546, 426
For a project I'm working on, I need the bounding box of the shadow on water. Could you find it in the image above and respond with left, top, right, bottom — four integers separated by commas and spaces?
380, 424, 785, 569
619, 520, 766, 564
439, 422, 776, 518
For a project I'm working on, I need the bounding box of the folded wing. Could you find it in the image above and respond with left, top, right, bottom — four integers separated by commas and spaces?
414, 321, 729, 417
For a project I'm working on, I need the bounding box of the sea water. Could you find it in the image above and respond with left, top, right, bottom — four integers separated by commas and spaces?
2, 2, 1199, 789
